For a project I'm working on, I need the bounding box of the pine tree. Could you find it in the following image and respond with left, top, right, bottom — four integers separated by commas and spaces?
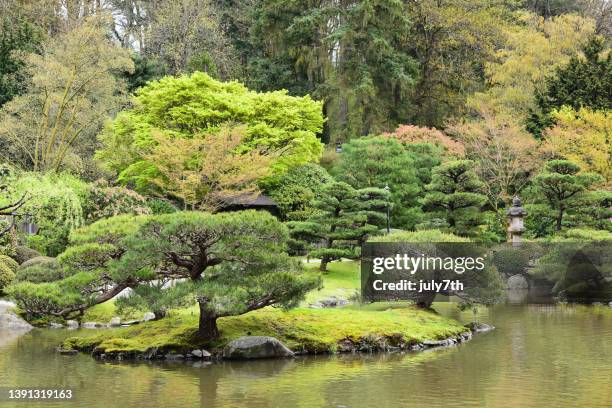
421, 160, 488, 237
288, 182, 389, 271
532, 160, 603, 231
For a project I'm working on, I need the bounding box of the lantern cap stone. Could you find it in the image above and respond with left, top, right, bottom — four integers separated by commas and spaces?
507, 196, 527, 217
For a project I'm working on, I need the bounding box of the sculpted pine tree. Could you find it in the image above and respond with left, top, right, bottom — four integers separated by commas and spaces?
131, 211, 319, 339
422, 160, 487, 237
533, 160, 603, 231
288, 182, 389, 271
7, 215, 153, 317
331, 136, 434, 229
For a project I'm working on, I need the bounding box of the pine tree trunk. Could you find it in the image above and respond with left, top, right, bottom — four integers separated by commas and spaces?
198, 301, 219, 340
556, 208, 564, 231
416, 291, 436, 309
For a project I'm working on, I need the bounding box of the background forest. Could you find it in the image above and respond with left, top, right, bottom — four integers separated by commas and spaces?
0, 0, 610, 325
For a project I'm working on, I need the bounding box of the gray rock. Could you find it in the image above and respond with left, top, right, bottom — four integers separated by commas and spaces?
0, 311, 33, 331
164, 353, 185, 360
507, 274, 529, 290
82, 322, 105, 329
122, 319, 141, 326
0, 300, 16, 310
55, 348, 78, 355
423, 339, 453, 348
466, 322, 495, 333
66, 320, 79, 329
223, 336, 294, 360
320, 296, 349, 308
191, 349, 212, 359
142, 347, 159, 360
48, 322, 64, 329
609, 301, 612, 307
459, 332, 472, 342
143, 312, 155, 322
109, 317, 121, 327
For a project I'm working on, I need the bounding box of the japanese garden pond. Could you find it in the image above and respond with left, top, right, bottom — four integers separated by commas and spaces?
0, 302, 610, 408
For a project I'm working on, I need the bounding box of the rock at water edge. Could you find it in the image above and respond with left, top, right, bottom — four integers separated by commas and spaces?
223, 336, 294, 360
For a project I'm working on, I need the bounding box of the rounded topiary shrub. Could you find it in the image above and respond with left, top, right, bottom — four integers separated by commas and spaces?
0, 262, 16, 293
0, 254, 19, 272
13, 246, 42, 265
16, 256, 63, 283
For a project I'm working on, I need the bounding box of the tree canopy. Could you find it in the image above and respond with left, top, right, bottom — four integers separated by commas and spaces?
96, 71, 325, 191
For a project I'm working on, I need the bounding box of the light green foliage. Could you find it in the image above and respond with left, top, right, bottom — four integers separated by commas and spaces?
145, 0, 237, 77
262, 163, 333, 221
0, 262, 16, 293
552, 228, 612, 242
332, 137, 440, 229
371, 229, 471, 243
541, 107, 611, 183
63, 305, 466, 354
531, 160, 604, 232
96, 72, 324, 191
0, 224, 16, 256
469, 13, 595, 124
2, 172, 87, 256
7, 277, 92, 318
288, 182, 389, 271
15, 256, 62, 283
421, 160, 489, 238
0, 253, 18, 293
0, 254, 18, 272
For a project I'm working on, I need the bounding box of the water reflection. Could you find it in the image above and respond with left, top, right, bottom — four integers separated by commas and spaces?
0, 304, 610, 408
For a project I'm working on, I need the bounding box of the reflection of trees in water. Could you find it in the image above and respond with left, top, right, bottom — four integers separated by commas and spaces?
1, 306, 611, 407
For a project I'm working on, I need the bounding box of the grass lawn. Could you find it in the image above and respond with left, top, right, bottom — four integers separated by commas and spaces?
64, 260, 468, 355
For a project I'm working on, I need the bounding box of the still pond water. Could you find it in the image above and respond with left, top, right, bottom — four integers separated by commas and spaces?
1, 303, 611, 408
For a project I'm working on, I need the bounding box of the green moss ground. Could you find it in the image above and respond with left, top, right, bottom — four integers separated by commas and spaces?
64, 260, 467, 355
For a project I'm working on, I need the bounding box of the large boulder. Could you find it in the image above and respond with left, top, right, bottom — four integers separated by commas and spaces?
0, 301, 32, 332
223, 336, 294, 360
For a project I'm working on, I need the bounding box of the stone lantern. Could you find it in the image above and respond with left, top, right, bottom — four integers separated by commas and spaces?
506, 196, 527, 246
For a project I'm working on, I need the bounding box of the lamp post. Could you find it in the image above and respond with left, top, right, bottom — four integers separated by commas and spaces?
384, 183, 391, 234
